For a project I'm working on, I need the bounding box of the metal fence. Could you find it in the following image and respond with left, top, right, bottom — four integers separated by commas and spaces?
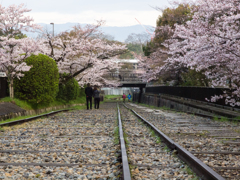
145, 86, 229, 106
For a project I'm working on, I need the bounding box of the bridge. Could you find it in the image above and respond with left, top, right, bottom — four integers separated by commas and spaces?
104, 72, 146, 85
103, 72, 147, 102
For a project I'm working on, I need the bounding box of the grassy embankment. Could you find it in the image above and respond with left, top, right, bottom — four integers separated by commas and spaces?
0, 93, 86, 124
0, 94, 133, 124
0, 96, 85, 110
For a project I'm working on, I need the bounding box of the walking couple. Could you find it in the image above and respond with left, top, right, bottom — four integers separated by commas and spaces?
85, 83, 100, 110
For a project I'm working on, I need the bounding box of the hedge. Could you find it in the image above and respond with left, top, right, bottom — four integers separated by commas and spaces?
14, 54, 59, 105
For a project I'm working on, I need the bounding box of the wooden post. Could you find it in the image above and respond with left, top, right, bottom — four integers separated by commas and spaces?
138, 87, 143, 103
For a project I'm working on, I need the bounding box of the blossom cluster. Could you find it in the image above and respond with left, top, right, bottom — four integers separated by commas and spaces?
141, 0, 240, 106
0, 3, 126, 96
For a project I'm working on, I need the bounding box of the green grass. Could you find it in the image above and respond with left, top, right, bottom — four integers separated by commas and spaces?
155, 136, 161, 144
150, 129, 156, 137
103, 95, 123, 103
213, 116, 229, 122
182, 166, 200, 180
220, 116, 229, 122
163, 145, 170, 152
233, 116, 240, 124
132, 102, 173, 111
234, 129, 240, 133
114, 127, 119, 145
123, 130, 129, 148
159, 106, 171, 110
104, 95, 122, 100
136, 117, 162, 144
69, 104, 86, 111
234, 116, 240, 120
213, 115, 240, 124
137, 103, 153, 108
0, 127, 5, 132
0, 109, 62, 125
35, 174, 41, 178
150, 129, 161, 144
0, 95, 86, 110
0, 97, 32, 110
0, 114, 39, 124
0, 95, 86, 124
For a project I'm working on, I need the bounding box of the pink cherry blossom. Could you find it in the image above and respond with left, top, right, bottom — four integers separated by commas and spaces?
140, 0, 240, 106
40, 21, 127, 87
0, 4, 41, 98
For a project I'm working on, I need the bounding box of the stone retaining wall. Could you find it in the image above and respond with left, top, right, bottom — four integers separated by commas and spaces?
133, 93, 240, 117
140, 94, 214, 115
0, 103, 83, 121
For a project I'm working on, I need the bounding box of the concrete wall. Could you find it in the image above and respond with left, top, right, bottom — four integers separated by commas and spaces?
133, 93, 217, 116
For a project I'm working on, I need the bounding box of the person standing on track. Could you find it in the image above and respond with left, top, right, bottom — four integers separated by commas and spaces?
85, 83, 93, 110
127, 93, 132, 102
122, 93, 126, 102
93, 85, 100, 109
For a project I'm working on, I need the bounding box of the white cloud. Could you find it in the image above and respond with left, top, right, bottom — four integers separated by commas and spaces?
28, 10, 160, 27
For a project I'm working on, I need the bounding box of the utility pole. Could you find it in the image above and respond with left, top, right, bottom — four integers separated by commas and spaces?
135, 18, 154, 40
50, 22, 54, 37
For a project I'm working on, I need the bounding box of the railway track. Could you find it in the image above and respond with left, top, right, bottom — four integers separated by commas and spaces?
0, 103, 121, 179
0, 102, 232, 179
126, 102, 240, 180
118, 104, 199, 179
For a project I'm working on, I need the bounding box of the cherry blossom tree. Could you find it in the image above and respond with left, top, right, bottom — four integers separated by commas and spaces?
138, 25, 174, 82
40, 21, 127, 87
0, 4, 41, 98
140, 2, 193, 84
152, 0, 240, 106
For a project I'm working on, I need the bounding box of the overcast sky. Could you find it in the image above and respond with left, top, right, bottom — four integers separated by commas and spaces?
1, 0, 170, 26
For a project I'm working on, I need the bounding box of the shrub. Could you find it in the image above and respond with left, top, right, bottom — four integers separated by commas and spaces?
57, 76, 80, 102
14, 54, 59, 105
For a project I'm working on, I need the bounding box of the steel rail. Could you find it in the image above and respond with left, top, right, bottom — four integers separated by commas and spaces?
0, 109, 69, 127
123, 103, 225, 180
117, 103, 131, 180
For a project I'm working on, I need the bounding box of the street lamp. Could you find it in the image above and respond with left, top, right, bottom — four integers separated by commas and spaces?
50, 22, 54, 37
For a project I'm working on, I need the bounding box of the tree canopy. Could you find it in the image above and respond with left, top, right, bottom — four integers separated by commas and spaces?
140, 0, 240, 106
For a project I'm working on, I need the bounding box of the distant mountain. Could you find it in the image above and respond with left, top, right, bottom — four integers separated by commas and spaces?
101, 25, 153, 42
25, 23, 154, 42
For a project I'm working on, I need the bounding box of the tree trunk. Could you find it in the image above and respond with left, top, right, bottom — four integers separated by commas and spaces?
9, 79, 14, 99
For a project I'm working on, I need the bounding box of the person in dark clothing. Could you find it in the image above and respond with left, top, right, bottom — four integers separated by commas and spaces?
85, 83, 93, 110
118, 74, 122, 81
93, 86, 100, 109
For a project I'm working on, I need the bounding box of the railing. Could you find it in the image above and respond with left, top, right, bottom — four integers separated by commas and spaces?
145, 86, 228, 105
103, 73, 144, 82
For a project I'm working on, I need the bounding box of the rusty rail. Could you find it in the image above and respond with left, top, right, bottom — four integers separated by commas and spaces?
123, 103, 225, 180
117, 103, 131, 180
